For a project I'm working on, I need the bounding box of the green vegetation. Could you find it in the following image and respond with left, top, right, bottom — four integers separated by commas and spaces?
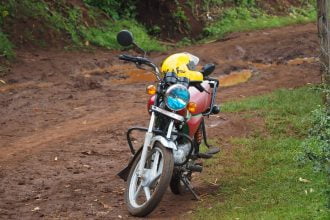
195, 87, 329, 219
0, 0, 320, 57
203, 5, 316, 41
83, 0, 136, 20
298, 85, 330, 208
0, 0, 164, 58
82, 20, 165, 51
0, 31, 14, 58
299, 105, 329, 174
173, 5, 188, 23
222, 87, 321, 136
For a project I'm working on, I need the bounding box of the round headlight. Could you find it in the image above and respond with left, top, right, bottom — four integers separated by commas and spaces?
165, 84, 190, 111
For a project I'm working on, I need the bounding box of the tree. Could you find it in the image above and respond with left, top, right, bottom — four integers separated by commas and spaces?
317, 0, 330, 110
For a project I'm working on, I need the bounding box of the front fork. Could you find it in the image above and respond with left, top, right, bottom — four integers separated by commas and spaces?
137, 112, 174, 178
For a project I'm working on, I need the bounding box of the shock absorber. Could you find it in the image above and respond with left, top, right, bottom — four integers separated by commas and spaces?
194, 125, 203, 145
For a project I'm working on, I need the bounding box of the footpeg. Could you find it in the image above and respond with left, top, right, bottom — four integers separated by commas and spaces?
187, 164, 203, 172
197, 152, 213, 159
206, 147, 220, 155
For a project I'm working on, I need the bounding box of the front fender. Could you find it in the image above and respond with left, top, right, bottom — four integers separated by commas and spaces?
150, 135, 177, 150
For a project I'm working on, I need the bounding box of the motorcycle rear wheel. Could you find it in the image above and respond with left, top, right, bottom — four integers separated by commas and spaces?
170, 169, 191, 195
125, 142, 174, 217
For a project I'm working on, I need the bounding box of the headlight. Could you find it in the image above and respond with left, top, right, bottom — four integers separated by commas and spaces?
165, 84, 190, 111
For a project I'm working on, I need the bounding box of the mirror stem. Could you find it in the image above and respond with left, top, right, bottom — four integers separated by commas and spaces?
132, 42, 147, 57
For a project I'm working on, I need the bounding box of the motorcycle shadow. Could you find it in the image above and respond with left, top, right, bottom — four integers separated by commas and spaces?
145, 183, 220, 219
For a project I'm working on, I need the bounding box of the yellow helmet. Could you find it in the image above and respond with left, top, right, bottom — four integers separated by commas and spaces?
161, 52, 203, 82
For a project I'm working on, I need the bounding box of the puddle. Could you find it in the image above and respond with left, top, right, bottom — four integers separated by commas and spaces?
113, 68, 253, 87
217, 56, 318, 87
85, 64, 253, 87
286, 57, 318, 65
0, 57, 318, 94
111, 69, 155, 84
219, 69, 252, 87
80, 56, 318, 87
104, 64, 253, 87
82, 64, 155, 84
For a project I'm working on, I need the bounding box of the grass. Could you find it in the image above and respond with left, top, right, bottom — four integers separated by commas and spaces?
194, 86, 329, 219
82, 20, 166, 51
202, 6, 316, 42
222, 87, 321, 136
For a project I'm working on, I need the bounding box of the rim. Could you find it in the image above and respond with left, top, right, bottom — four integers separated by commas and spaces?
128, 148, 164, 208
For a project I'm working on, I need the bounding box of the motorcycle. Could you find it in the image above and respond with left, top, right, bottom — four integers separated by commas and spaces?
116, 30, 220, 217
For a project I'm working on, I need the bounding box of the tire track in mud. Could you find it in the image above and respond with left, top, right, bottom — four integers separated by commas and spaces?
0, 106, 146, 162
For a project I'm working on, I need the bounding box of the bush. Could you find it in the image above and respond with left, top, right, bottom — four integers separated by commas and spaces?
0, 31, 14, 58
202, 4, 316, 41
83, 0, 136, 19
298, 102, 330, 209
82, 20, 165, 51
299, 106, 330, 174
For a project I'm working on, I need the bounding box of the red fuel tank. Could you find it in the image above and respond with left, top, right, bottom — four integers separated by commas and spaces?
188, 81, 212, 115
186, 82, 212, 137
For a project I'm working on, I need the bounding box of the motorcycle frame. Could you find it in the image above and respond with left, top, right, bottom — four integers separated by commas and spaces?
136, 100, 193, 177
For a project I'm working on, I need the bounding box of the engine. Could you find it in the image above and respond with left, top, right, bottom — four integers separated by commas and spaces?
173, 142, 191, 164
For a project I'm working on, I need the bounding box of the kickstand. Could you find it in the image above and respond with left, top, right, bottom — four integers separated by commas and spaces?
181, 176, 200, 201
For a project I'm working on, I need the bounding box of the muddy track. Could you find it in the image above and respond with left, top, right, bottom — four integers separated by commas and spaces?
0, 24, 321, 219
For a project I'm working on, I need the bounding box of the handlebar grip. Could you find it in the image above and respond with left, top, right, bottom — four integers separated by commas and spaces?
118, 54, 137, 62
118, 54, 151, 65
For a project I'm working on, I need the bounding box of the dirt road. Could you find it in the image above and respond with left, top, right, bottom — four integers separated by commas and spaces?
0, 23, 321, 219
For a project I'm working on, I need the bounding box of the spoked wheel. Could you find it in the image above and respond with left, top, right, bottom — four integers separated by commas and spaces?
125, 142, 174, 217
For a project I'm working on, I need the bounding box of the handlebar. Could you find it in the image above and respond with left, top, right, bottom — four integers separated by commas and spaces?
119, 54, 150, 64
118, 54, 161, 81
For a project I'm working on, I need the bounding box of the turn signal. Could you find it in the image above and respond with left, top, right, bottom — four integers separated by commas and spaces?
187, 102, 197, 113
146, 85, 156, 95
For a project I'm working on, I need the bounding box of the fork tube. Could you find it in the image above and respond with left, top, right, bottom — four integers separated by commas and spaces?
166, 120, 174, 139
138, 111, 156, 177
147, 111, 156, 133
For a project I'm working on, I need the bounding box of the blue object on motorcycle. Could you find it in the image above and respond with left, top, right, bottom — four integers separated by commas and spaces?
165, 84, 190, 111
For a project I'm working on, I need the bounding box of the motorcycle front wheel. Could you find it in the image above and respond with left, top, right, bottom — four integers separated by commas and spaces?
125, 142, 174, 217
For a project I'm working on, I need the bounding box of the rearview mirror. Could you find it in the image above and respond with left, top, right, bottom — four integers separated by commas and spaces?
117, 30, 134, 47
202, 63, 215, 76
